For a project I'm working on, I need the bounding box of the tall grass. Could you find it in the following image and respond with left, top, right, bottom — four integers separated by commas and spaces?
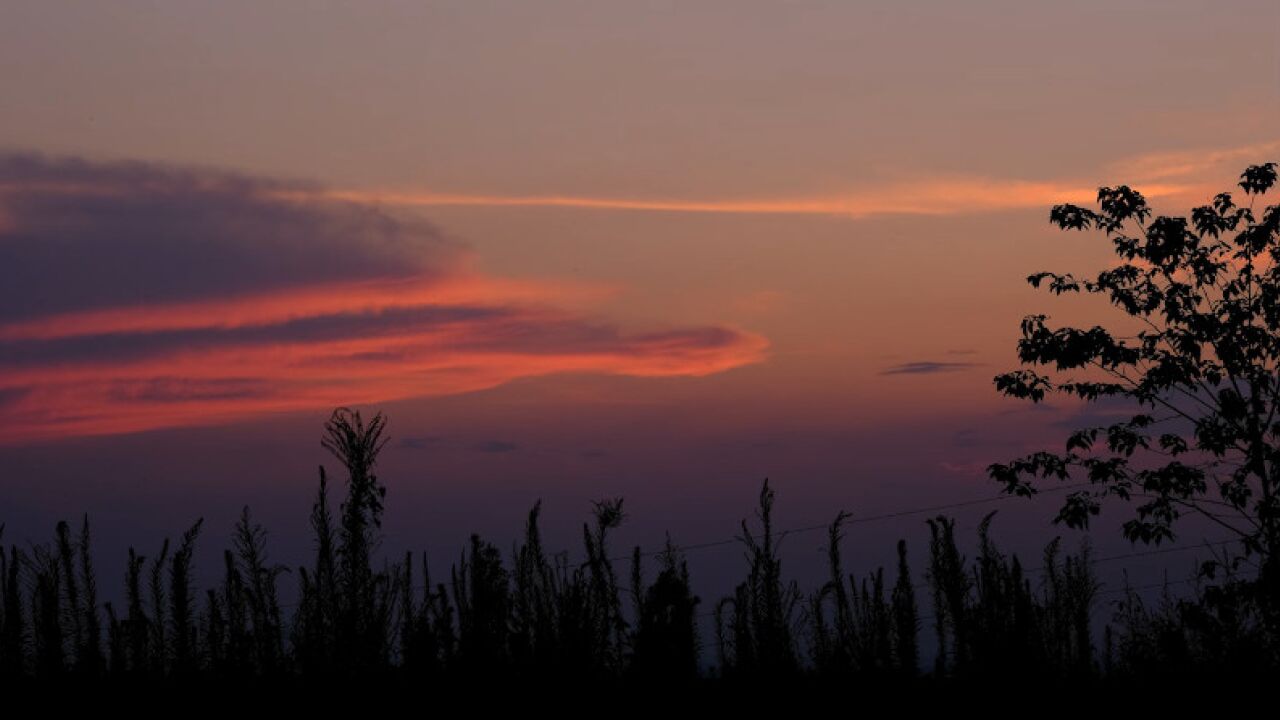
0, 408, 1276, 687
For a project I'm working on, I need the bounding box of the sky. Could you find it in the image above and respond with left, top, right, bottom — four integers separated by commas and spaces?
1, 1, 1278, 600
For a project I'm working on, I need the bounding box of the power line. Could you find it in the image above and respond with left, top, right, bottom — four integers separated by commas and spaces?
278, 484, 1250, 613
414, 485, 1241, 599
593, 481, 1098, 568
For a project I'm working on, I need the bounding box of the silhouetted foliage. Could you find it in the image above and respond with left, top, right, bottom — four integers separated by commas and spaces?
991, 161, 1280, 664
1109, 571, 1279, 677
630, 541, 700, 681
2, 406, 1277, 690
322, 406, 393, 673
807, 511, 910, 677
1, 534, 25, 677
892, 539, 919, 676
716, 479, 800, 677
990, 163, 1280, 570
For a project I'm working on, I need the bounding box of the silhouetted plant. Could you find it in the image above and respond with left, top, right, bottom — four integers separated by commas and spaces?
926, 515, 970, 675
76, 516, 103, 677
966, 513, 1041, 677
629, 540, 700, 681
29, 545, 63, 677
809, 512, 853, 674
452, 534, 511, 673
717, 479, 800, 676
292, 466, 340, 675
148, 537, 170, 674
322, 406, 392, 672
1040, 537, 1099, 676
0, 534, 25, 677
510, 502, 558, 675
123, 547, 148, 675
54, 520, 84, 672
892, 539, 919, 676
217, 548, 248, 674
582, 497, 628, 673
103, 601, 125, 676
400, 550, 456, 677
2, 404, 1274, 686
1111, 568, 1279, 677
169, 519, 203, 675
232, 507, 286, 675
921, 512, 1102, 681
48, 516, 104, 676
808, 513, 918, 678
204, 587, 226, 674
989, 162, 1280, 582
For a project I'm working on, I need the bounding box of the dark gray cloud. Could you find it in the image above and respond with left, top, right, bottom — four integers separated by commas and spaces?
0, 153, 460, 323
473, 440, 519, 454
880, 361, 980, 375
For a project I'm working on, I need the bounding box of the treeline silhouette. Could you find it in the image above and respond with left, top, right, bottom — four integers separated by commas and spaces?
1, 408, 1276, 690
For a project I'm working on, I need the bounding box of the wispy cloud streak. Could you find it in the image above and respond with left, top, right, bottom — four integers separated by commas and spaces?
881, 361, 980, 376
319, 141, 1277, 219
322, 180, 1193, 219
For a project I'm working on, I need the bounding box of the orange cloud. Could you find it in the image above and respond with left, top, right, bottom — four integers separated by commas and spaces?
0, 280, 768, 443
3, 340, 771, 444
0, 154, 767, 444
0, 273, 613, 342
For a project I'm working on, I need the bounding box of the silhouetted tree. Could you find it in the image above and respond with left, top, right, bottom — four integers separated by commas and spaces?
989, 163, 1280, 579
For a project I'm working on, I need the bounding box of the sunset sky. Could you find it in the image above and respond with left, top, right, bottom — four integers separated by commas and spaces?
2, 1, 1278, 595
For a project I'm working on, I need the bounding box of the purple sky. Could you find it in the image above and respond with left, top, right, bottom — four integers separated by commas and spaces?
1, 1, 1276, 603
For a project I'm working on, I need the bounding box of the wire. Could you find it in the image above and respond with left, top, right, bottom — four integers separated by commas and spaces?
589, 481, 1097, 568
279, 484, 1251, 614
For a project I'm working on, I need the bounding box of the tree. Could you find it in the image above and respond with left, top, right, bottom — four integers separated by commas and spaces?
988, 162, 1280, 581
